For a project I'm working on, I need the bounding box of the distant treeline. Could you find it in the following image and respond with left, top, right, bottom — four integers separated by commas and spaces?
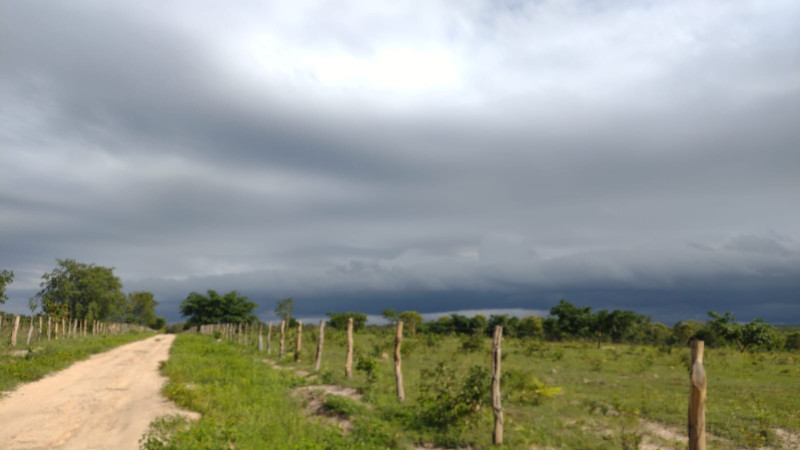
173, 291, 800, 353
367, 301, 798, 352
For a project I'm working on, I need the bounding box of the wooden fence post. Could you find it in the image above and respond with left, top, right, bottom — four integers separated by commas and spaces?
61, 318, 66, 339
295, 320, 303, 362
26, 317, 35, 346
258, 322, 264, 351
9, 315, 20, 346
345, 317, 354, 379
689, 340, 707, 450
314, 320, 325, 371
267, 322, 273, 354
492, 325, 504, 446
395, 320, 405, 401
38, 316, 43, 341
47, 317, 52, 340
279, 320, 286, 357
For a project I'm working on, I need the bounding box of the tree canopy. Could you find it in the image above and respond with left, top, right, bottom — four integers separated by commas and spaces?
326, 311, 367, 331
180, 289, 257, 328
31, 259, 127, 321
275, 297, 294, 323
0, 269, 13, 304
127, 291, 165, 329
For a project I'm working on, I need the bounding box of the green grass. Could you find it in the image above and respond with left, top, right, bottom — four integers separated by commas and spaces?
145, 333, 396, 449
0, 329, 154, 393
156, 329, 800, 449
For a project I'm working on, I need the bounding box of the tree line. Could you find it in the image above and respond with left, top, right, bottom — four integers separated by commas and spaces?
1, 259, 165, 330
177, 291, 800, 352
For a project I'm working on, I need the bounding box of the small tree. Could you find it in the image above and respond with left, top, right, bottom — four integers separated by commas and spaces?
0, 269, 13, 304
326, 312, 367, 331
398, 311, 422, 335
275, 297, 294, 324
381, 308, 399, 325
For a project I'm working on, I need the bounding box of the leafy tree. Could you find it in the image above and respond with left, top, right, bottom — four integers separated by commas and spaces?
549, 299, 593, 339
487, 314, 520, 337
398, 310, 422, 335
127, 291, 164, 328
31, 259, 126, 322
326, 312, 367, 331
593, 309, 643, 346
275, 297, 294, 323
707, 311, 776, 352
0, 269, 13, 304
381, 308, 399, 325
180, 290, 256, 329
785, 332, 800, 351
517, 315, 544, 339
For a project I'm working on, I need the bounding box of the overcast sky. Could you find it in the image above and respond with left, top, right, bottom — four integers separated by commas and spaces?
1, 0, 798, 324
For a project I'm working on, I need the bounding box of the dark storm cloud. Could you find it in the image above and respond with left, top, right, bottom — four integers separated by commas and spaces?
1, 0, 798, 323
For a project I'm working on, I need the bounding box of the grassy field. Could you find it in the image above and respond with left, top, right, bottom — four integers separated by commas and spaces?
155, 328, 800, 449
0, 318, 154, 393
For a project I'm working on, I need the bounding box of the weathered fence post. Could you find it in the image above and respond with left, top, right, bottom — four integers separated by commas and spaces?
314, 320, 325, 371
295, 320, 303, 362
61, 318, 66, 339
689, 340, 707, 450
395, 320, 405, 401
9, 315, 20, 346
279, 320, 286, 357
38, 316, 43, 341
492, 325, 504, 446
47, 316, 52, 340
258, 322, 264, 351
267, 322, 273, 354
345, 317, 354, 379
26, 317, 35, 346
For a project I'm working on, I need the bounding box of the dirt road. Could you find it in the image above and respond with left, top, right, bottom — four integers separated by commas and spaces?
0, 334, 199, 449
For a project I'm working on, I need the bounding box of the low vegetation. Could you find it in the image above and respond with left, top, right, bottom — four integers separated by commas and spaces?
155, 318, 799, 449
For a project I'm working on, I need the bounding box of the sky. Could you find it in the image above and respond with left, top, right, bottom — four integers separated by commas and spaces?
1, 0, 798, 324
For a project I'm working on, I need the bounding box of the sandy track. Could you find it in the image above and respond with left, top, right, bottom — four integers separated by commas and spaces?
0, 334, 199, 450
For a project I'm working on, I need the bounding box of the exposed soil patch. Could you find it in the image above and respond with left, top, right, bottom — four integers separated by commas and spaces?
293, 385, 362, 431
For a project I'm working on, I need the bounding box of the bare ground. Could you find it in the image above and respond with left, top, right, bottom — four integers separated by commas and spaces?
0, 334, 199, 450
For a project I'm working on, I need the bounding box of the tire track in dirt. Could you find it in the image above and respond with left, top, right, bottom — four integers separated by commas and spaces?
0, 334, 198, 449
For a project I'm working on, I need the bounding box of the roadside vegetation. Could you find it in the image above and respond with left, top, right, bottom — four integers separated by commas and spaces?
0, 260, 162, 394
154, 297, 800, 449
0, 322, 153, 393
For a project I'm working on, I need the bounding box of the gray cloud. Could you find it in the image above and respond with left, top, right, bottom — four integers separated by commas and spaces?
1, 0, 798, 324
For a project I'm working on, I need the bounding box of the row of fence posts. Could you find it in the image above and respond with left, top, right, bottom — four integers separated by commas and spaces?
199, 320, 707, 449
1, 314, 148, 347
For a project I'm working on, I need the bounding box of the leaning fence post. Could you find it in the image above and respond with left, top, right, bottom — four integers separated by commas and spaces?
9, 315, 20, 346
345, 317, 354, 379
395, 320, 405, 401
492, 325, 504, 445
279, 320, 286, 357
689, 340, 707, 450
26, 317, 35, 346
314, 320, 325, 371
295, 320, 303, 362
